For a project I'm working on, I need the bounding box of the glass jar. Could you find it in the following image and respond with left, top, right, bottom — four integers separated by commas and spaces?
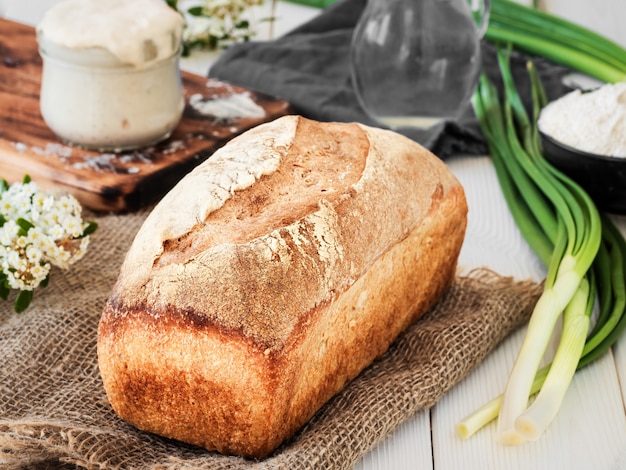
38, 34, 184, 152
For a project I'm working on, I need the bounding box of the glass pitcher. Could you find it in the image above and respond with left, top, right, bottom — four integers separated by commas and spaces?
350, 0, 490, 144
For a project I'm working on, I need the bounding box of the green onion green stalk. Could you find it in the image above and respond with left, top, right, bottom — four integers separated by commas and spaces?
488, 0, 626, 84
455, 48, 626, 444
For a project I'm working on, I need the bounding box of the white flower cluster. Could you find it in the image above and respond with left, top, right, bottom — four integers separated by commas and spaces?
180, 0, 266, 50
0, 180, 91, 292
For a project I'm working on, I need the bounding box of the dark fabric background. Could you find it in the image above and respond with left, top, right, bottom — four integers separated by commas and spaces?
209, 0, 572, 158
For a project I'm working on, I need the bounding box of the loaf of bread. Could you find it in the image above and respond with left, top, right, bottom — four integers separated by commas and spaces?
97, 115, 467, 458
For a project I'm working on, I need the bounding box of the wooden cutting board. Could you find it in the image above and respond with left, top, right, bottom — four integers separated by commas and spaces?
0, 18, 294, 212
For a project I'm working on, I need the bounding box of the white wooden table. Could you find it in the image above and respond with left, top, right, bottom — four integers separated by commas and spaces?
4, 1, 626, 469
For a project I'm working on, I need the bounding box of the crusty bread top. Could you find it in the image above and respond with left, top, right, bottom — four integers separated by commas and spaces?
105, 115, 464, 351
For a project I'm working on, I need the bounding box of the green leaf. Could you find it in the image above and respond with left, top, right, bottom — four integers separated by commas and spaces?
14, 289, 33, 313
16, 217, 34, 236
187, 6, 204, 16
0, 277, 9, 300
80, 221, 98, 238
72, 220, 98, 239
22, 174, 31, 184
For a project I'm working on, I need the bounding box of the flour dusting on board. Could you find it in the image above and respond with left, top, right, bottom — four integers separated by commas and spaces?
72, 152, 153, 173
11, 139, 191, 174
189, 91, 266, 121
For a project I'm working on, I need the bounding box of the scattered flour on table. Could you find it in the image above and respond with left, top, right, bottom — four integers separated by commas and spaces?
189, 92, 266, 120
538, 81, 626, 157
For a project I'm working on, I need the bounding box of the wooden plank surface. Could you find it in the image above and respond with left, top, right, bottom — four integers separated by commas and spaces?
356, 410, 434, 470
0, 18, 294, 212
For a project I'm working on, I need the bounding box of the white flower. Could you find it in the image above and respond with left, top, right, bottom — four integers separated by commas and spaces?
25, 245, 42, 263
0, 220, 19, 244
48, 245, 72, 269
6, 271, 22, 290
26, 226, 44, 245
62, 216, 84, 239
0, 177, 95, 302
48, 224, 65, 240
178, 0, 265, 50
30, 263, 50, 284
6, 249, 21, 269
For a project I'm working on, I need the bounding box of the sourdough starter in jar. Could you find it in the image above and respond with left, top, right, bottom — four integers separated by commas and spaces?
37, 0, 185, 151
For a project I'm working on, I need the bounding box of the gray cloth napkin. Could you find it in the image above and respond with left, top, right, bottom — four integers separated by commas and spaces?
209, 0, 572, 158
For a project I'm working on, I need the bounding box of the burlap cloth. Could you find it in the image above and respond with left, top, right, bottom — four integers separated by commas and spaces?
0, 208, 542, 469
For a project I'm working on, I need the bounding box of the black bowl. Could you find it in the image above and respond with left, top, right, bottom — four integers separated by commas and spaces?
540, 131, 626, 215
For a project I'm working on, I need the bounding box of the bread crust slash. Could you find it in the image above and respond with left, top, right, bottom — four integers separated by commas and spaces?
97, 115, 468, 458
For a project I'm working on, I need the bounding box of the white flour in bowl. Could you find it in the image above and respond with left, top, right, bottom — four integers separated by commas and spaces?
538, 81, 626, 157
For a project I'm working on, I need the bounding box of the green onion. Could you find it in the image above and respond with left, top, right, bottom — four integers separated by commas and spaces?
580, 216, 626, 367
488, 0, 626, 83
514, 278, 591, 441
457, 215, 626, 439
456, 48, 626, 444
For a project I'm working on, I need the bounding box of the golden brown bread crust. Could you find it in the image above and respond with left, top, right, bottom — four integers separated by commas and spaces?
97, 115, 468, 458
